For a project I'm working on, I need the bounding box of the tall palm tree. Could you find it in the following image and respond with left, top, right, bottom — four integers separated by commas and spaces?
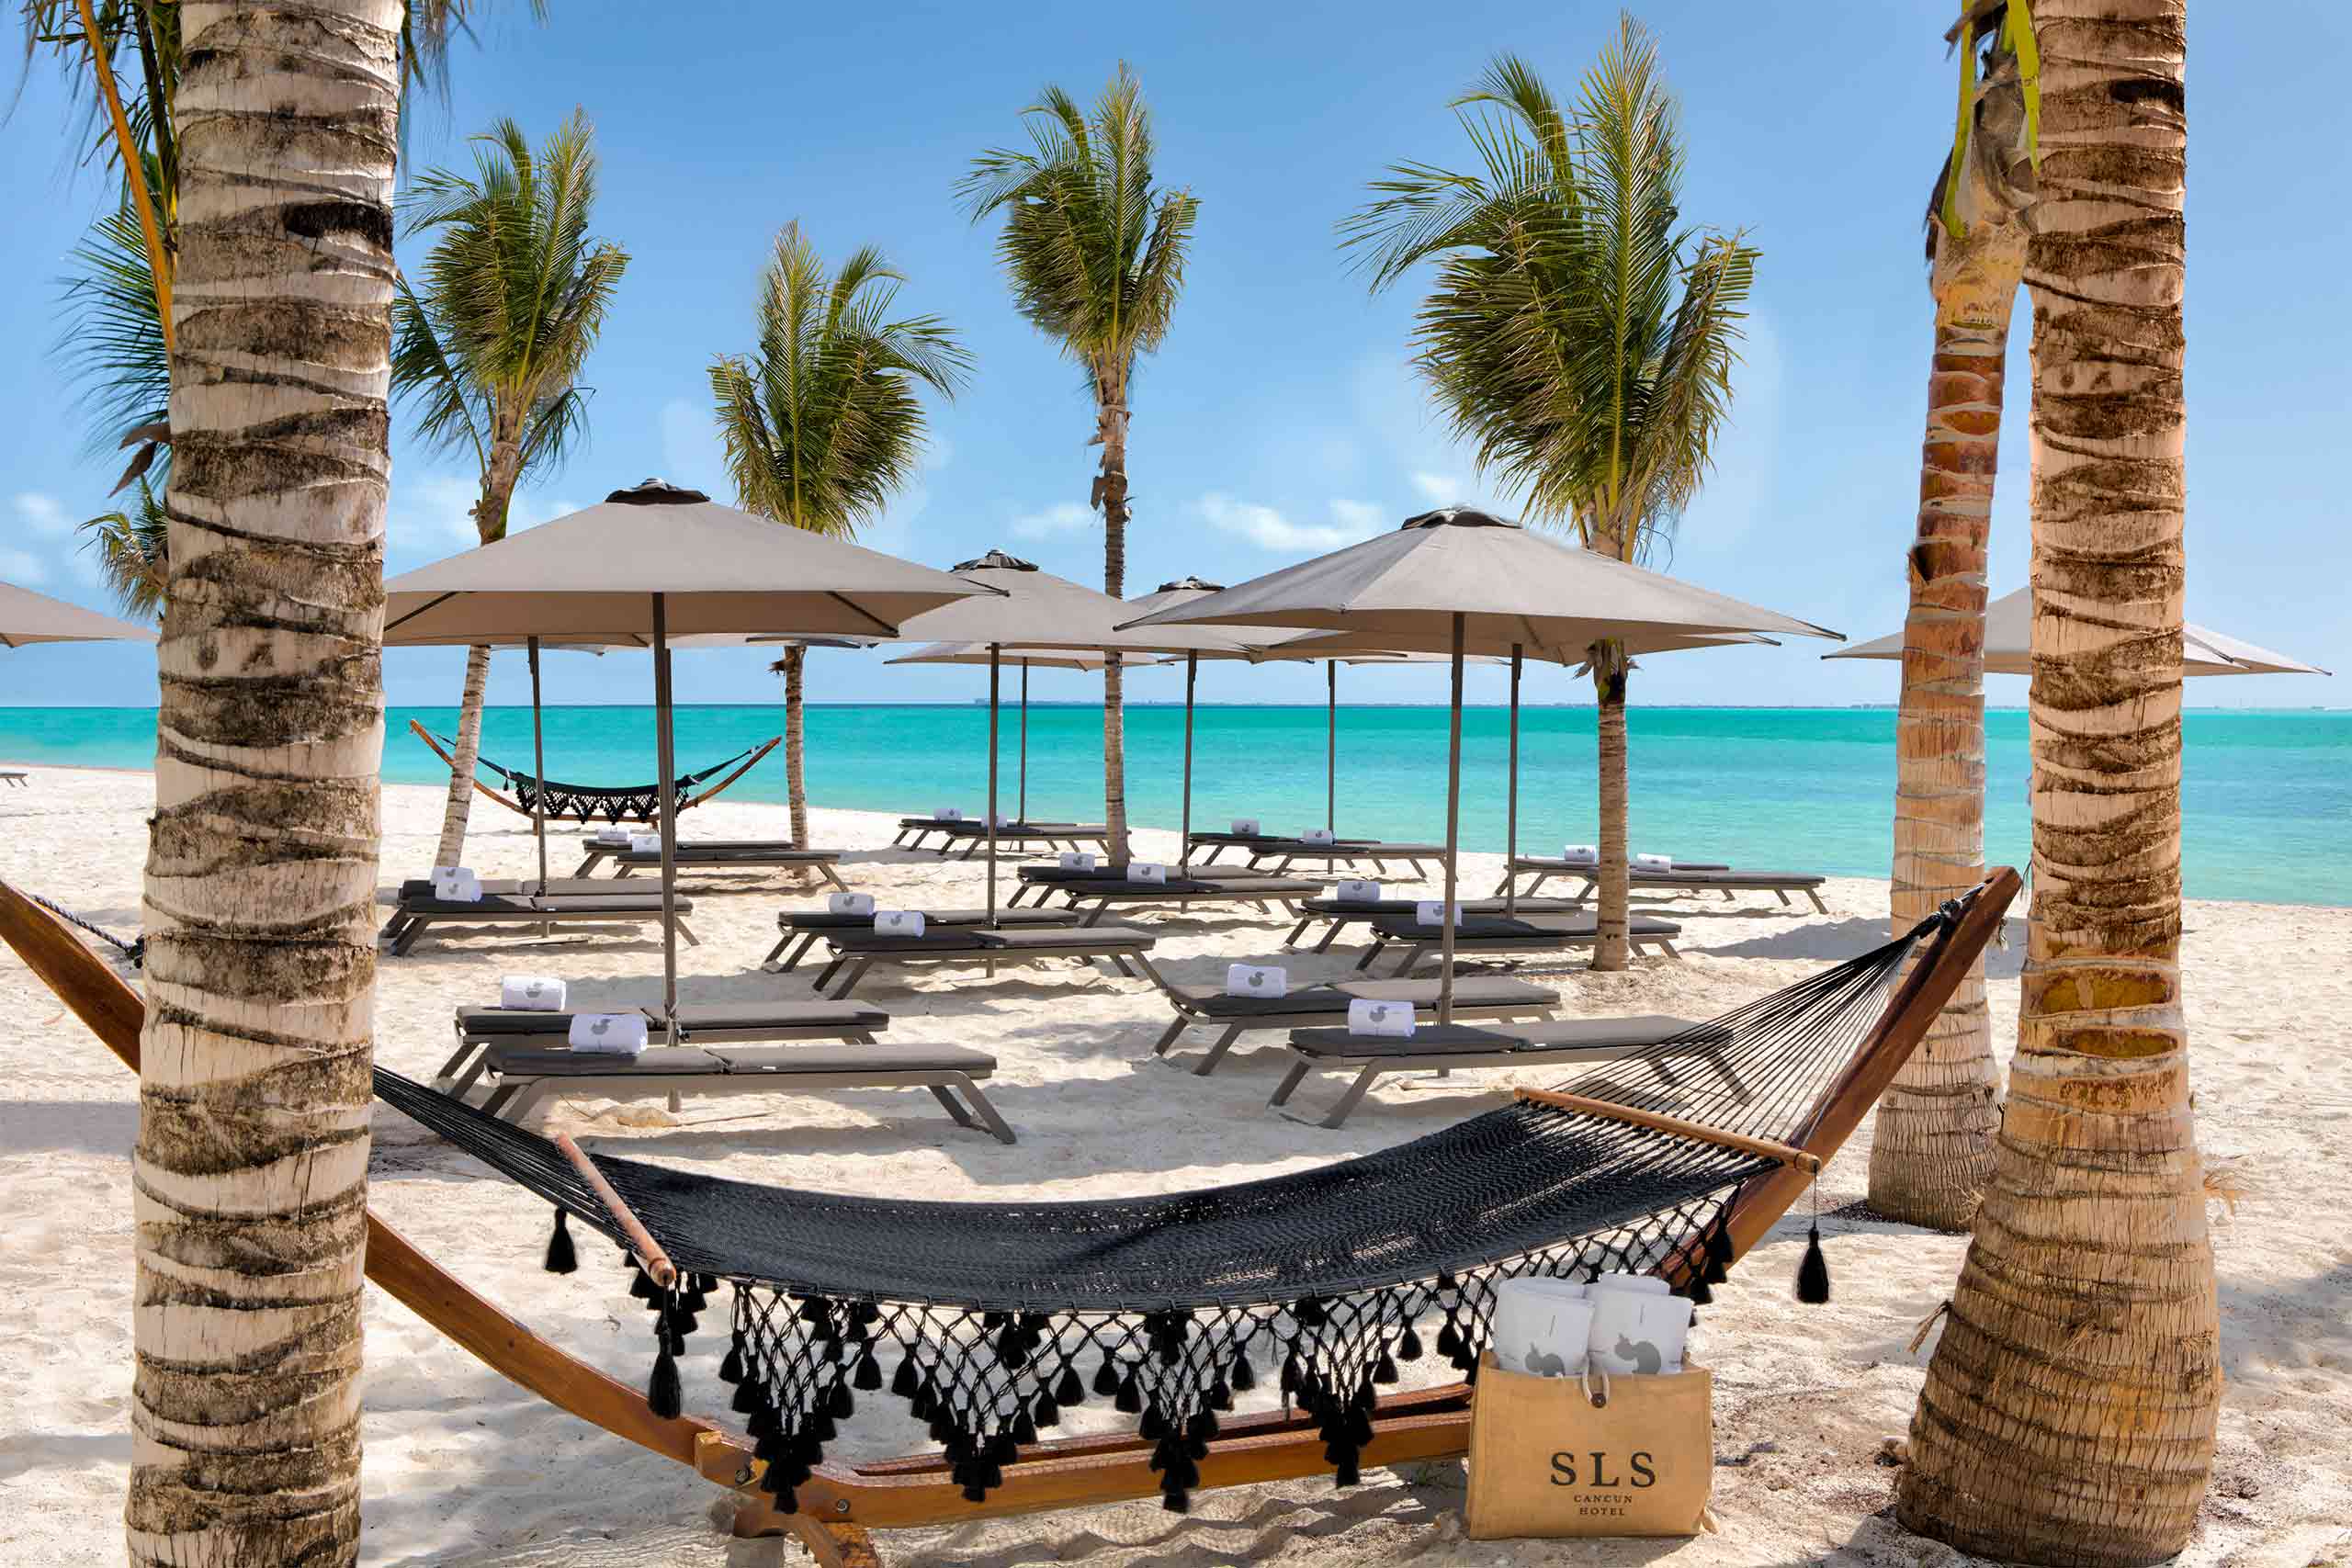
1898, 4, 2218, 1562
391, 109, 628, 869
131, 5, 399, 1563
1871, 4, 2037, 1229
709, 223, 970, 852
957, 64, 1197, 864
1343, 17, 1757, 969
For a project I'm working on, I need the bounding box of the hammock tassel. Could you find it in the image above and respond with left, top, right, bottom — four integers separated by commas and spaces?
543, 1208, 577, 1275
648, 1340, 682, 1420
1054, 1364, 1086, 1406
1797, 1220, 1831, 1304
852, 1347, 882, 1392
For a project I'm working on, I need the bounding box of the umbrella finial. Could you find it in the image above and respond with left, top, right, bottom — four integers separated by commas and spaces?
1401, 506, 1520, 532
605, 478, 711, 505
1157, 576, 1226, 593
953, 549, 1038, 574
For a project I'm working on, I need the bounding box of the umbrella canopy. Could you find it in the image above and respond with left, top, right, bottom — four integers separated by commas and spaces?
889, 552, 1250, 657
381, 479, 991, 1021
1123, 508, 1838, 1024
1824, 586, 2330, 677
0, 581, 156, 647
381, 479, 991, 644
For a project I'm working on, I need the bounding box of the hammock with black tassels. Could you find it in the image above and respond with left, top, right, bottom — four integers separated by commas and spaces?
408, 720, 778, 824
375, 893, 1974, 1518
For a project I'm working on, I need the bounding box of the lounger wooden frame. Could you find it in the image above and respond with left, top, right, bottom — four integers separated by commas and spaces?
808, 928, 1161, 1000
1360, 917, 1682, 974
1285, 897, 1651, 953
1186, 833, 1448, 877
380, 897, 700, 956
1024, 879, 1324, 927
1490, 856, 1730, 898
935, 823, 1114, 861
570, 842, 849, 890
1269, 1014, 1707, 1129
890, 817, 1082, 852
0, 868, 2019, 1568
762, 908, 1084, 974
1502, 863, 1830, 912
1145, 979, 1561, 1078
435, 1008, 890, 1084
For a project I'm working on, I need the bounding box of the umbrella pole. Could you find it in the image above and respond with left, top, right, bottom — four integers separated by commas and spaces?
1440, 613, 1464, 1026
527, 636, 549, 896
987, 644, 1001, 923
1506, 645, 1522, 919
1179, 652, 1196, 870
650, 593, 679, 1033
1326, 660, 1337, 833
1018, 660, 1029, 825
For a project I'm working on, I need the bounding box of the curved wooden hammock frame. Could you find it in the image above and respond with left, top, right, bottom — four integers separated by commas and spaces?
0, 869, 2019, 1568
408, 720, 779, 823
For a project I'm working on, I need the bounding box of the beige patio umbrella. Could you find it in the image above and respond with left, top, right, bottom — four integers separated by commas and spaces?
1120, 507, 1839, 1021
1824, 585, 2331, 676
885, 640, 1163, 825
0, 581, 156, 646
383, 479, 991, 1022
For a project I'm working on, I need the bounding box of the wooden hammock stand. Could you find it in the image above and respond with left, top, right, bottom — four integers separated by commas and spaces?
407, 719, 778, 822
0, 868, 2018, 1568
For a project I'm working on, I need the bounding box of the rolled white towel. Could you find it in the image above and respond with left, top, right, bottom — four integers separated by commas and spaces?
430, 866, 481, 904
936, 806, 964, 822
1589, 1271, 1673, 1299
1226, 963, 1287, 998
594, 826, 630, 846
628, 832, 662, 855
1561, 843, 1600, 866
1348, 998, 1416, 1037
500, 974, 566, 1012
1300, 827, 1337, 846
873, 910, 926, 937
1492, 1279, 1597, 1378
1587, 1288, 1694, 1377
828, 891, 875, 916
1633, 852, 1673, 873
1230, 817, 1261, 837
1335, 878, 1382, 903
1125, 861, 1168, 884
567, 1011, 648, 1055
1414, 899, 1466, 927
990, 812, 1014, 828
1057, 851, 1097, 871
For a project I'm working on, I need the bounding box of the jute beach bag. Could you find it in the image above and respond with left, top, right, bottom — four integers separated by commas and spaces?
1464, 1352, 1713, 1539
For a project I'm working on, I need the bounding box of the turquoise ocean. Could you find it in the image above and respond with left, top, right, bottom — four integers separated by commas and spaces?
1, 704, 2344, 906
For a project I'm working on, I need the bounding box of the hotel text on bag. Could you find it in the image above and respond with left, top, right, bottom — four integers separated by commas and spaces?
1464, 1353, 1712, 1539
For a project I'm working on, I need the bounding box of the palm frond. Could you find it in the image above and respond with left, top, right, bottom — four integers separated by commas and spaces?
53, 193, 170, 485
74, 478, 166, 619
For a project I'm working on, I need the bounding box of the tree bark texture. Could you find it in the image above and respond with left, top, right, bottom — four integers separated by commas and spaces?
1589, 646, 1630, 972
1094, 369, 1131, 863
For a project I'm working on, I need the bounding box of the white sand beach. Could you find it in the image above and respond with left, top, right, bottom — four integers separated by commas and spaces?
1, 764, 2346, 1567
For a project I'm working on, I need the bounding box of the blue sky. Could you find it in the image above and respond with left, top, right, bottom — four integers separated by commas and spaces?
2, 0, 2343, 713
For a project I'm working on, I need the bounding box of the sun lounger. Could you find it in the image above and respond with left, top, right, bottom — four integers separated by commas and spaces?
1284, 894, 1610, 953
763, 906, 1084, 972
465, 1040, 1013, 1142
1548, 866, 1831, 913
808, 924, 1160, 1000
1493, 855, 1730, 897
1360, 911, 1683, 975
1041, 875, 1326, 926
1273, 1013, 1723, 1127
1144, 974, 1560, 1077
1183, 832, 1451, 876
0, 771, 25, 787
380, 891, 697, 955
437, 998, 892, 1083
934, 820, 1116, 860
397, 875, 629, 900
570, 840, 847, 889
892, 815, 1080, 851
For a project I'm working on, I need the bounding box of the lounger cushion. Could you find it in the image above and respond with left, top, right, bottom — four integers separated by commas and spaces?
668, 1001, 889, 1033
1169, 976, 1556, 1019
702, 1043, 995, 1075
582, 837, 796, 852
783, 908, 1080, 931
1077, 878, 1322, 897
606, 848, 839, 865
828, 926, 1157, 954
527, 894, 688, 914
1512, 857, 1731, 873
482, 1045, 727, 1076
401, 878, 616, 900
400, 893, 544, 916
1019, 866, 1302, 885
1287, 1013, 1703, 1058
1365, 913, 1679, 939
1303, 896, 1590, 917
1627, 869, 1823, 887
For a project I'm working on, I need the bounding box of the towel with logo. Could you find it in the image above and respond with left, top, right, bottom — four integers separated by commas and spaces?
500, 975, 566, 1011
1225, 964, 1287, 998
567, 1012, 648, 1055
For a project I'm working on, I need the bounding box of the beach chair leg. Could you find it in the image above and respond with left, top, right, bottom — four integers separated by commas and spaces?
810, 954, 845, 992
1193, 1025, 1246, 1077
571, 855, 594, 877
435, 1034, 481, 1081
1317, 1068, 1385, 1129
1389, 943, 1429, 978
1080, 904, 1108, 928
1488, 870, 1512, 897
1807, 889, 1829, 914
390, 918, 428, 956
1109, 953, 1139, 979
1281, 916, 1311, 949
673, 918, 701, 948
1151, 1017, 1189, 1057
946, 1076, 1017, 1145
1268, 1057, 1312, 1108
828, 958, 874, 1000
1775, 888, 1792, 906
927, 1082, 978, 1130
481, 1081, 532, 1122
819, 863, 848, 893
1354, 939, 1384, 972
1312, 921, 1345, 954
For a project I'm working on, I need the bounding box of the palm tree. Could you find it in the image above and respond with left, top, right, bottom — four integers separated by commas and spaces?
391, 109, 628, 869
709, 223, 970, 852
1897, 4, 2218, 1562
1871, 5, 2037, 1230
957, 64, 1197, 864
1342, 17, 1757, 970
130, 5, 399, 1563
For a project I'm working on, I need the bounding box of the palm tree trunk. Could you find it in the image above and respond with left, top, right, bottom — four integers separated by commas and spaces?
1589, 644, 1630, 971
433, 643, 492, 868
1094, 377, 1132, 863
783, 644, 809, 851
1871, 216, 2026, 1230
132, 5, 398, 1565
1898, 6, 2215, 1562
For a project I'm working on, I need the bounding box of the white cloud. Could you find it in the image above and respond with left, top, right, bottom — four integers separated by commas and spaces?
1011, 502, 1094, 540
13, 492, 71, 537
0, 546, 48, 584
1409, 471, 1464, 505
1193, 492, 1386, 553
388, 474, 588, 552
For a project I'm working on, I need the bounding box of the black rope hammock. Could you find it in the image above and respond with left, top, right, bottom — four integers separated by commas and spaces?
413, 726, 776, 824
376, 896, 1965, 1517
28, 890, 142, 968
